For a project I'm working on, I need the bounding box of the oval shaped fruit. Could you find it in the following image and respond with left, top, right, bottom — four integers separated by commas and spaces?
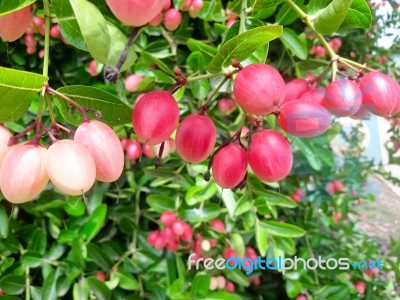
164, 8, 182, 31
124, 74, 143, 92
284, 79, 310, 103
46, 140, 96, 195
233, 64, 285, 115
212, 143, 247, 189
132, 91, 180, 145
74, 120, 124, 182
248, 130, 292, 182
278, 100, 332, 137
300, 88, 326, 105
0, 125, 12, 166
106, 0, 164, 27
359, 71, 399, 117
322, 79, 362, 117
175, 115, 216, 163
218, 98, 236, 114
125, 139, 142, 161
0, 5, 32, 42
0, 143, 48, 204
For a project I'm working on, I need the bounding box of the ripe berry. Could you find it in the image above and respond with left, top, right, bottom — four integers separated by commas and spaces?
161, 227, 174, 240
132, 91, 179, 145
147, 231, 159, 246
106, 0, 165, 27
50, 25, 61, 39
278, 101, 332, 138
300, 88, 326, 105
325, 182, 335, 195
181, 0, 192, 11
160, 211, 176, 226
0, 5, 32, 42
322, 79, 362, 117
124, 74, 143, 92
149, 12, 163, 26
191, 0, 204, 11
95, 272, 106, 282
172, 220, 185, 236
333, 180, 344, 192
0, 125, 12, 166
181, 223, 193, 241
218, 98, 236, 114
88, 60, 99, 77
164, 8, 182, 31
248, 130, 293, 182
353, 281, 366, 294
163, 0, 171, 10
210, 219, 225, 233
175, 115, 216, 163
209, 277, 219, 291
359, 71, 399, 117
125, 140, 142, 161
332, 211, 342, 223
225, 281, 235, 292
216, 276, 226, 289
74, 120, 124, 183
233, 64, 285, 115
284, 78, 310, 102
249, 277, 261, 286
296, 295, 308, 300
167, 240, 179, 252
0, 143, 48, 204
211, 144, 247, 189
46, 140, 96, 195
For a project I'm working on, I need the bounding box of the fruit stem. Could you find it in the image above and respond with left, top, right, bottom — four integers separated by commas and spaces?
155, 141, 165, 168
200, 76, 230, 111
186, 69, 239, 83
34, 95, 46, 144
25, 267, 30, 300
45, 93, 57, 126
42, 0, 51, 78
239, 0, 248, 34
340, 57, 376, 72
8, 122, 37, 146
41, 124, 58, 144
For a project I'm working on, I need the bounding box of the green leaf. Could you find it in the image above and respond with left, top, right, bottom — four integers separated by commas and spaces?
0, 204, 9, 238
0, 275, 25, 295
73, 278, 89, 300
187, 52, 207, 72
221, 189, 237, 219
292, 138, 322, 171
184, 203, 221, 223
223, 268, 249, 287
21, 251, 43, 268
275, 0, 305, 25
54, 85, 132, 126
87, 277, 111, 300
286, 280, 303, 298
146, 194, 175, 212
208, 25, 282, 73
234, 192, 253, 216
80, 204, 107, 242
207, 291, 241, 300
260, 220, 305, 238
185, 183, 217, 206
0, 67, 48, 122
190, 273, 210, 298
0, 0, 35, 16
87, 243, 113, 270
190, 79, 210, 100
187, 39, 217, 60
312, 0, 353, 34
256, 190, 298, 208
69, 0, 111, 63
231, 233, 245, 257
255, 220, 268, 256
115, 268, 140, 291
280, 28, 307, 60
41, 269, 61, 299
253, 0, 285, 10
339, 0, 372, 30
308, 0, 331, 14
273, 236, 296, 255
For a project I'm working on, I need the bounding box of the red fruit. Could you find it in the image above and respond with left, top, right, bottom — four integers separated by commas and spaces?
332, 211, 342, 223
0, 125, 12, 166
223, 247, 237, 259
249, 277, 261, 286
172, 220, 185, 236
248, 130, 293, 182
50, 25, 61, 39
284, 79, 310, 103
95, 272, 106, 281
149, 12, 163, 26
143, 144, 155, 158
300, 88, 326, 105
212, 143, 247, 189
163, 0, 171, 10
46, 140, 96, 195
74, 120, 124, 183
360, 71, 399, 117
167, 240, 179, 251
181, 0, 192, 10
216, 276, 226, 289
191, 0, 204, 11
233, 64, 285, 115
294, 188, 305, 198
125, 140, 142, 161
161, 227, 174, 240
147, 231, 159, 246
164, 8, 182, 31
296, 295, 308, 300
226, 19, 236, 28
132, 91, 179, 145
218, 98, 236, 114
181, 223, 193, 241
209, 277, 218, 291
88, 60, 99, 77
0, 5, 32, 42
225, 281, 235, 292
0, 288, 3, 295
333, 180, 344, 192
0, 143, 48, 204
124, 74, 143, 92
160, 211, 176, 226
365, 267, 379, 277
326, 182, 335, 195
106, 0, 164, 26
353, 281, 366, 294
210, 219, 225, 233
278, 100, 331, 138
176, 115, 216, 163
322, 79, 362, 117
24, 35, 36, 47
154, 236, 166, 249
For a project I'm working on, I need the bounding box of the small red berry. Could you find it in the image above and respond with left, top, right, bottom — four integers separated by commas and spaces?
225, 281, 235, 292
164, 8, 182, 31
160, 211, 176, 226
284, 78, 310, 103
172, 220, 185, 236
210, 219, 225, 233
95, 272, 106, 282
353, 281, 366, 294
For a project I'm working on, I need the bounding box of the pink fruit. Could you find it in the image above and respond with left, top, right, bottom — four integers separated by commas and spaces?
296, 295, 308, 300
74, 120, 124, 183
132, 91, 179, 145
278, 100, 331, 138
24, 35, 36, 47
50, 25, 61, 39
46, 140, 96, 195
160, 211, 176, 226
125, 140, 142, 161
333, 180, 344, 192
95, 272, 106, 281
161, 227, 174, 240
0, 5, 32, 42
212, 143, 247, 189
216, 276, 226, 289
233, 64, 285, 115
147, 231, 159, 246
88, 60, 99, 77
149, 12, 163, 26
106, 0, 165, 27
191, 0, 204, 11
172, 220, 185, 236
175, 115, 216, 163
163, 0, 171, 10
209, 277, 219, 291
326, 182, 335, 195
225, 281, 235, 292
218, 98, 236, 114
249, 277, 261, 286
226, 19, 236, 28
353, 281, 366, 294
164, 8, 182, 31
167, 240, 179, 251
284, 79, 310, 103
124, 74, 143, 92
181, 0, 192, 10
154, 236, 166, 249
210, 219, 225, 233
359, 71, 399, 117
248, 130, 293, 182
0, 125, 12, 166
300, 88, 326, 105
181, 223, 193, 241
332, 211, 342, 223
0, 143, 48, 204
322, 79, 362, 117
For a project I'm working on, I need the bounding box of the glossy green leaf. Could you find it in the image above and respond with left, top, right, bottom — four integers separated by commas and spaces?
223, 268, 249, 287
190, 79, 210, 100
73, 277, 89, 300
231, 233, 245, 257
146, 194, 175, 212
340, 0, 372, 30
221, 189, 237, 219
87, 243, 113, 270
41, 269, 61, 299
256, 190, 298, 208
275, 0, 305, 25
0, 275, 25, 295
21, 251, 43, 268
281, 28, 307, 60
187, 39, 217, 60
187, 52, 207, 72
115, 268, 140, 291
54, 85, 132, 126
185, 183, 217, 206
80, 204, 107, 242
184, 203, 221, 223
234, 192, 253, 216
312, 0, 353, 34
292, 138, 322, 171
207, 292, 242, 300
0, 0, 35, 16
208, 25, 282, 73
0, 67, 47, 122
260, 220, 305, 238
286, 280, 303, 298
87, 277, 111, 300
190, 273, 210, 298
253, 0, 285, 9
0, 204, 9, 238
255, 220, 268, 256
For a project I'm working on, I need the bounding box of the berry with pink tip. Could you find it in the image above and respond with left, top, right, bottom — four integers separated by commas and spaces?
50, 25, 61, 39
181, 223, 193, 241
24, 35, 36, 48
95, 272, 106, 281
296, 295, 308, 300
154, 236, 166, 249
160, 211, 176, 226
181, 0, 192, 10
125, 74, 143, 92
226, 19, 236, 28
163, 0, 171, 10
161, 227, 174, 241
225, 281, 235, 292
172, 220, 185, 236
191, 0, 204, 11
125, 140, 142, 161
284, 78, 310, 103
332, 211, 342, 223
210, 219, 225, 233
164, 8, 182, 31
147, 231, 159, 246
333, 180, 344, 192
167, 240, 179, 252
88, 60, 99, 76
326, 182, 335, 195
353, 281, 366, 294
218, 98, 236, 114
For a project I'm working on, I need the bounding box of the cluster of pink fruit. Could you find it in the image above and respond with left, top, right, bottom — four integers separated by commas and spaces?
0, 120, 124, 204
209, 275, 235, 293
290, 188, 306, 203
325, 180, 345, 195
147, 211, 193, 251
